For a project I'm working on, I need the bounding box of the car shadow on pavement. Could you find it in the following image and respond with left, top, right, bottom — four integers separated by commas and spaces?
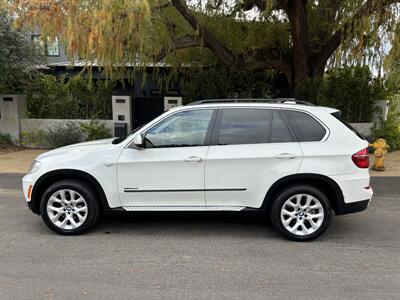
87, 207, 384, 243
92, 211, 280, 238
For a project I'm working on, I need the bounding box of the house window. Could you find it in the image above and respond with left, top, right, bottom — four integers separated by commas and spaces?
31, 34, 60, 57
31, 34, 45, 55
46, 37, 60, 56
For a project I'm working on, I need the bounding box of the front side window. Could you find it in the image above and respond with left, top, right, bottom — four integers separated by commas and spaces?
282, 110, 326, 142
145, 109, 214, 148
217, 108, 271, 145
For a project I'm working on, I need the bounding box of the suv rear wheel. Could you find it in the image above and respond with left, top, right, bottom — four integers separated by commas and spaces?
40, 179, 100, 235
270, 184, 332, 241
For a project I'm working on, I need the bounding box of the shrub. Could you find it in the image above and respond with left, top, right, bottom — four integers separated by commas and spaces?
25, 75, 81, 119
296, 66, 387, 122
45, 121, 82, 149
20, 129, 47, 148
321, 66, 386, 122
0, 132, 12, 145
81, 120, 111, 141
371, 95, 400, 151
26, 74, 115, 119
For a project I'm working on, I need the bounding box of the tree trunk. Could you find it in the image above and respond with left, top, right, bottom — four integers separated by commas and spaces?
287, 0, 311, 96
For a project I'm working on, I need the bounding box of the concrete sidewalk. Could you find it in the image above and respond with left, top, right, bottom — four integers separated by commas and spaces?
369, 151, 400, 177
0, 148, 399, 176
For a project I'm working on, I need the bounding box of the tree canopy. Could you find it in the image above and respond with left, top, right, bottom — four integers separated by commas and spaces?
0, 9, 43, 93
385, 23, 400, 94
8, 0, 400, 96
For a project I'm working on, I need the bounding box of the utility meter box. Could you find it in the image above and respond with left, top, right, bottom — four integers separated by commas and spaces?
114, 123, 128, 138
112, 96, 132, 133
164, 96, 182, 110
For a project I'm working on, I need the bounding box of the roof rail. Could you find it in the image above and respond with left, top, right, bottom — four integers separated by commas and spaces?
188, 98, 315, 106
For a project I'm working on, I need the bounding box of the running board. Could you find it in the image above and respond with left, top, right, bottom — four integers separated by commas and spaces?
123, 206, 246, 211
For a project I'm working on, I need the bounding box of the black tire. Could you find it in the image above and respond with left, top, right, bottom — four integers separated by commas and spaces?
40, 179, 101, 235
270, 184, 332, 241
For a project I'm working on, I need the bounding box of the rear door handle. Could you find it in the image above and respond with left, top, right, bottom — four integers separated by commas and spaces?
184, 156, 204, 163
276, 153, 297, 159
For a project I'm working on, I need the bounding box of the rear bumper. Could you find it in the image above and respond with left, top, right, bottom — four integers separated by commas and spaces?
335, 199, 370, 215
330, 173, 373, 215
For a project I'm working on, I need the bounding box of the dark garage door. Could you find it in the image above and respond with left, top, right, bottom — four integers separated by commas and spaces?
132, 97, 164, 129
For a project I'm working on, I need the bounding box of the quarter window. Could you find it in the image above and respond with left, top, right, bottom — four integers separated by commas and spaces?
270, 110, 294, 143
282, 110, 326, 142
217, 109, 270, 145
145, 109, 214, 148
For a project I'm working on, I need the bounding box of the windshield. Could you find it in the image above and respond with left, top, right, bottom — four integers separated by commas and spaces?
112, 124, 146, 144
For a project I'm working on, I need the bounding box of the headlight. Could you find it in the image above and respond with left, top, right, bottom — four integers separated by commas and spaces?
27, 160, 41, 174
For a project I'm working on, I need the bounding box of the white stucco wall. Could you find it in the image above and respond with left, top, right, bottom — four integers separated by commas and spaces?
349, 122, 374, 137
0, 95, 27, 142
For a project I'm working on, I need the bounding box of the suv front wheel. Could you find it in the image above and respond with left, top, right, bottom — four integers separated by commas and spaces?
270, 185, 332, 241
40, 179, 100, 235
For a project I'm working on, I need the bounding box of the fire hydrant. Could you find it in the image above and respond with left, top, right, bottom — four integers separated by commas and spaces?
369, 138, 390, 171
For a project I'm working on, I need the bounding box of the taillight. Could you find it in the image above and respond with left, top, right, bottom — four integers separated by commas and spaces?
352, 148, 369, 168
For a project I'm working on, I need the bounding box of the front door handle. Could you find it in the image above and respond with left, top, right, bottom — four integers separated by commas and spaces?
184, 156, 204, 163
276, 153, 297, 159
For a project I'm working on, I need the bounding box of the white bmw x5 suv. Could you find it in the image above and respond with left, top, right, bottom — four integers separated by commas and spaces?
23, 99, 373, 241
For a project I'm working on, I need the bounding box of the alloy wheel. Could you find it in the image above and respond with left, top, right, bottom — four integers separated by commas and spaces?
46, 189, 88, 230
280, 193, 324, 236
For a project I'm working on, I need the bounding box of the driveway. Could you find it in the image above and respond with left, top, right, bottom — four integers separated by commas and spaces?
0, 174, 399, 299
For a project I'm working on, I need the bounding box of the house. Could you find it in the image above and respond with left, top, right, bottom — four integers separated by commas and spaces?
30, 32, 184, 134
27, 32, 291, 136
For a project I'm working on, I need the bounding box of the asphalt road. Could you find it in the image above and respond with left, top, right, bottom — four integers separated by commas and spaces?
0, 174, 399, 300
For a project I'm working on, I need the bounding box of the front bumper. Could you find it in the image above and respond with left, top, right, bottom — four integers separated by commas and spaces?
22, 173, 39, 214
22, 176, 33, 202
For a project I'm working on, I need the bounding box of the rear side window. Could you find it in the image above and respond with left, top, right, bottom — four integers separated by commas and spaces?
282, 110, 326, 142
217, 108, 270, 145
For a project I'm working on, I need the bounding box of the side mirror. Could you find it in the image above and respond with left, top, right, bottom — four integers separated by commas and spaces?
132, 133, 144, 149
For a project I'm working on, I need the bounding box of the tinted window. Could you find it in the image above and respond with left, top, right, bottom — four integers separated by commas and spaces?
218, 109, 270, 145
271, 110, 294, 143
282, 110, 326, 142
145, 109, 213, 147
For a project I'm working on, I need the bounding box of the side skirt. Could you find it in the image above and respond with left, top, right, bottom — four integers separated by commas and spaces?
122, 206, 246, 212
